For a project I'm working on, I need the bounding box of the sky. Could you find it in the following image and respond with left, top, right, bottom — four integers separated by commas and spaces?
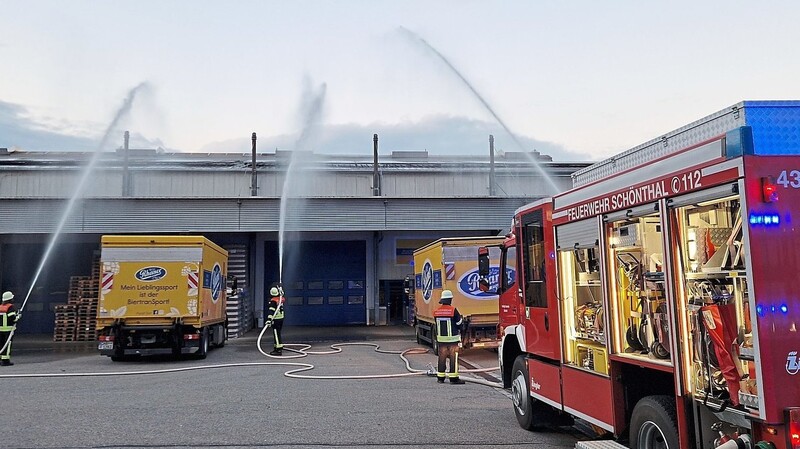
2, 1, 800, 161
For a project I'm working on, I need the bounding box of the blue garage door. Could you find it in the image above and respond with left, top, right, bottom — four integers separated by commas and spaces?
265, 240, 366, 326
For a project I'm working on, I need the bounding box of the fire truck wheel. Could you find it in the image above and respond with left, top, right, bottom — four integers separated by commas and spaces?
630, 395, 678, 449
415, 324, 423, 345
432, 327, 440, 356
511, 355, 551, 431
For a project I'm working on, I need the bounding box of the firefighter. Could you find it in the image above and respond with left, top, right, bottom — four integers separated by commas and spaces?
266, 285, 285, 356
1, 291, 19, 366
433, 289, 465, 384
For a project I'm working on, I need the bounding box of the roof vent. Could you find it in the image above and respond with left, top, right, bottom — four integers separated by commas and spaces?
115, 148, 163, 156
390, 150, 428, 159
503, 151, 552, 161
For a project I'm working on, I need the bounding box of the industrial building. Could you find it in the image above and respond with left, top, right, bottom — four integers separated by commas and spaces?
0, 139, 587, 335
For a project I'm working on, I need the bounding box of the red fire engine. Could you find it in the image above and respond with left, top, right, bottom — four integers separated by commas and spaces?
479, 101, 800, 449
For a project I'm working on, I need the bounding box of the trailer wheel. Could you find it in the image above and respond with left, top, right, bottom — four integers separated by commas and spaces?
651, 341, 669, 360
197, 327, 209, 359
630, 395, 678, 449
511, 355, 552, 431
626, 325, 644, 351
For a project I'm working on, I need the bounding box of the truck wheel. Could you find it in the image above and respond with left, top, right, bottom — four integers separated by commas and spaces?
630, 395, 679, 449
415, 324, 423, 345
214, 324, 226, 348
110, 345, 125, 362
511, 355, 552, 431
432, 328, 440, 356
197, 327, 209, 359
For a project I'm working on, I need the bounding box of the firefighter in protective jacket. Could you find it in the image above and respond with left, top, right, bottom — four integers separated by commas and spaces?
266, 286, 285, 356
433, 289, 465, 384
1, 291, 18, 366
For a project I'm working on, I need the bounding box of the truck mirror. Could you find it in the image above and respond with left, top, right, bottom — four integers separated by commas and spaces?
478, 247, 490, 277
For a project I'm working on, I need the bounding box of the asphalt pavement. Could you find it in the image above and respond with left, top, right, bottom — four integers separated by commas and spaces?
6, 324, 504, 383
2, 325, 584, 449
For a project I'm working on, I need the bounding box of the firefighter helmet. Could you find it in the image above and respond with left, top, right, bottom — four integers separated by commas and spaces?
439, 289, 453, 304
1, 291, 13, 302
270, 287, 280, 297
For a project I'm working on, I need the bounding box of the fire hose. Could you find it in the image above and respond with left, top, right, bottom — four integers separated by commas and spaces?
255, 321, 502, 386
0, 324, 502, 388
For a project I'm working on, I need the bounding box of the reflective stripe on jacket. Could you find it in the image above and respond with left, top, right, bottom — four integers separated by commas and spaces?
0, 303, 16, 331
434, 305, 462, 343
268, 296, 285, 320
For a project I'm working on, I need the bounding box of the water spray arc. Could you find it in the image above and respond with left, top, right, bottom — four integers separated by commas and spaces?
277, 82, 327, 285
0, 83, 149, 356
397, 26, 561, 194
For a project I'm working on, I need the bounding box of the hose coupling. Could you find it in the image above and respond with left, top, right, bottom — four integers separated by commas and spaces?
426, 363, 437, 376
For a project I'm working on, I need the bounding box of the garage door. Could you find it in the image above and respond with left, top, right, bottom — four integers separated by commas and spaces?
265, 240, 366, 326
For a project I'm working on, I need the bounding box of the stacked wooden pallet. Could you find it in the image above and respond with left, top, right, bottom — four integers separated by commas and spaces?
225, 244, 252, 339
53, 304, 77, 341
53, 273, 100, 342
74, 277, 99, 341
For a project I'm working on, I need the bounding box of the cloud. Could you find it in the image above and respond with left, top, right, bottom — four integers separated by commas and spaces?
201, 115, 592, 161
1, 98, 590, 161
0, 99, 166, 152
0, 100, 97, 151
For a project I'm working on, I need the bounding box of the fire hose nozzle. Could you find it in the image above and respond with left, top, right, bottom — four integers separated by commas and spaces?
426, 363, 437, 376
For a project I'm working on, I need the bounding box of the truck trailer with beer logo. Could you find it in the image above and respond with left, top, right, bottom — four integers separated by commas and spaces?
479, 101, 800, 448
413, 236, 511, 353
96, 235, 229, 360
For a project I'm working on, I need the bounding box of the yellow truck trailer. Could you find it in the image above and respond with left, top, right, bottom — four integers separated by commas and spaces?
413, 237, 508, 353
96, 235, 229, 360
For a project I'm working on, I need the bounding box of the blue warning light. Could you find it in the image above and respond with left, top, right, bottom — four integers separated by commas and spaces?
749, 213, 781, 226
758, 303, 792, 317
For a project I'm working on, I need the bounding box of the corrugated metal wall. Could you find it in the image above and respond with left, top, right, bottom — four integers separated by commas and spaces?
0, 153, 587, 329
0, 197, 533, 233
0, 156, 583, 200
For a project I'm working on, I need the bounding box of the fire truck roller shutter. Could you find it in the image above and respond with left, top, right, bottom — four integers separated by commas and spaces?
603, 203, 659, 223
556, 219, 599, 250
664, 183, 739, 209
